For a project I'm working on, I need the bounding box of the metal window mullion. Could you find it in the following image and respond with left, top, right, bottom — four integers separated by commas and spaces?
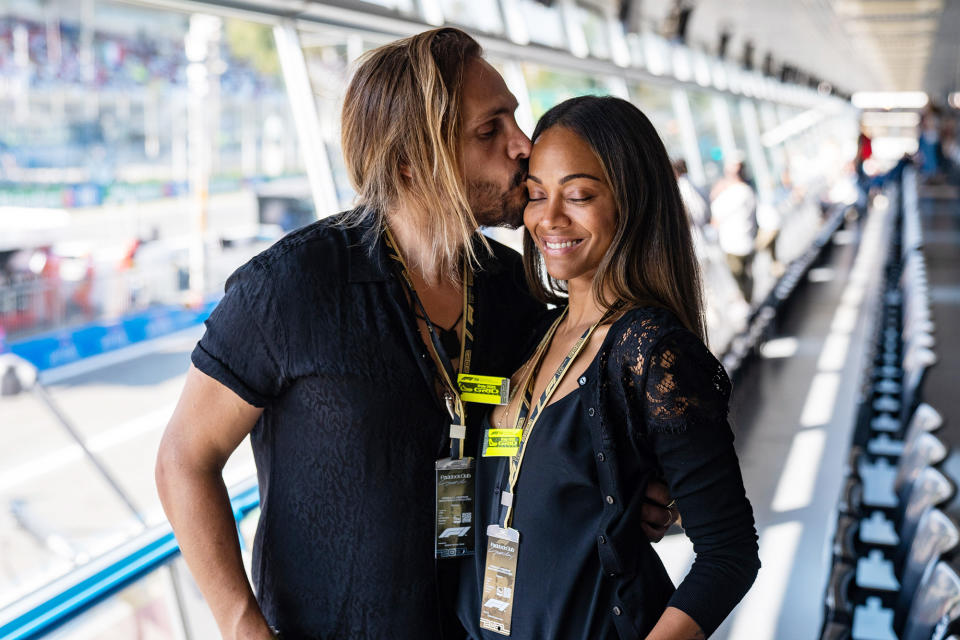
500, 60, 535, 136
162, 563, 193, 640
606, 14, 630, 68
272, 22, 340, 218
740, 98, 774, 203
557, 0, 589, 58
671, 88, 707, 188
417, 0, 444, 26
711, 94, 737, 162
498, 0, 530, 45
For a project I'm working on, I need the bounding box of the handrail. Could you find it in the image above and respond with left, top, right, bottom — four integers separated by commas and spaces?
0, 477, 260, 640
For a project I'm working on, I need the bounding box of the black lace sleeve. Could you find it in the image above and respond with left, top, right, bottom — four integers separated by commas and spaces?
643, 328, 731, 433
617, 318, 760, 636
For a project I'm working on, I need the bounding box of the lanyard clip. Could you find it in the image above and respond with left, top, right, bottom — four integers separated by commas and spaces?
444, 392, 457, 421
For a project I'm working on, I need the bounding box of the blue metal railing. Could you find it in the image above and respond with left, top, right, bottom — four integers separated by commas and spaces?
5, 298, 221, 372
0, 478, 260, 640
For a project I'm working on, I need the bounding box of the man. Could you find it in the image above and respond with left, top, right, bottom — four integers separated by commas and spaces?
156, 28, 674, 640
710, 154, 758, 304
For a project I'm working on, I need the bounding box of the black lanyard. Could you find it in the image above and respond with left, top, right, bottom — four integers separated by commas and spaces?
497, 303, 621, 528
383, 227, 475, 459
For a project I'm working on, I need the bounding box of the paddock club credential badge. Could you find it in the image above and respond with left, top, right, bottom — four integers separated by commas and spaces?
479, 525, 520, 636
435, 457, 475, 558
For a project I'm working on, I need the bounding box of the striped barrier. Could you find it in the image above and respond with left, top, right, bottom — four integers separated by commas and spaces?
5, 299, 220, 371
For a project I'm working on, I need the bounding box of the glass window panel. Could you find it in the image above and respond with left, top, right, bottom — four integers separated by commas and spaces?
628, 82, 683, 158
727, 98, 749, 155
439, 0, 505, 34
756, 101, 789, 190
722, 96, 763, 186
686, 90, 723, 185
522, 64, 612, 121
0, 0, 275, 603
300, 31, 388, 209
575, 5, 610, 59
355, 0, 416, 13
516, 0, 567, 49
0, 0, 301, 334
38, 567, 187, 640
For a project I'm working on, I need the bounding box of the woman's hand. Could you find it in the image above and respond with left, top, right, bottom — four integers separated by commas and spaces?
641, 480, 680, 542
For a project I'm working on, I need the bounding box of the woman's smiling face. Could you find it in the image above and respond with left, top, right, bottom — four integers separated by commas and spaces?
524, 126, 618, 285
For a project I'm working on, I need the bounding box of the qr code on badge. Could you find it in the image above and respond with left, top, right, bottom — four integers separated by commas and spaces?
461, 512, 472, 524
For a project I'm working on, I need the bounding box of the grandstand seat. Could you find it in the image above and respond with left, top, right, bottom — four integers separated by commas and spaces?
831, 472, 954, 615
895, 432, 950, 497
870, 347, 936, 428
894, 509, 960, 632
820, 620, 852, 640
867, 404, 943, 459
853, 596, 897, 640
900, 562, 960, 640
848, 509, 959, 639
823, 166, 946, 640
894, 468, 955, 563
857, 434, 948, 513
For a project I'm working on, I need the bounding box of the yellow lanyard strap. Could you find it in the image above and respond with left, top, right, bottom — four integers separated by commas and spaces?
499, 304, 620, 528
383, 227, 473, 459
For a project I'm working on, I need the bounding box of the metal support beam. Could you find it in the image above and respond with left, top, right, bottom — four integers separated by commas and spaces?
273, 21, 341, 218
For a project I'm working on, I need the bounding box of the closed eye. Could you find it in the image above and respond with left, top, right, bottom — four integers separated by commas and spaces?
526, 186, 546, 201
478, 122, 498, 139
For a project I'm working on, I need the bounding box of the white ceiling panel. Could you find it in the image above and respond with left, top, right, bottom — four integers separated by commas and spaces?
668, 0, 958, 96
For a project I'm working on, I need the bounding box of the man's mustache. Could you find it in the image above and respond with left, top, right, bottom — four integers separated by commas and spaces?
510, 159, 529, 189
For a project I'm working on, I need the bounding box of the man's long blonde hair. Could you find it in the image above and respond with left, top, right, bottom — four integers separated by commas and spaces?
341, 28, 484, 279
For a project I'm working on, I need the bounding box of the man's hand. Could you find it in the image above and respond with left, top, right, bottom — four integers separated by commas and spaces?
641, 480, 679, 542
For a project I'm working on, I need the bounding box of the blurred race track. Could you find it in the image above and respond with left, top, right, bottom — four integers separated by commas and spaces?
0, 326, 255, 609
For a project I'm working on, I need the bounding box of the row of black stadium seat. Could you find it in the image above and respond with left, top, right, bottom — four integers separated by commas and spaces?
819, 167, 958, 640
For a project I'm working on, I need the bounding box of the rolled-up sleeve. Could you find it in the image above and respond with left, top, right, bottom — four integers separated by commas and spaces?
191, 259, 289, 408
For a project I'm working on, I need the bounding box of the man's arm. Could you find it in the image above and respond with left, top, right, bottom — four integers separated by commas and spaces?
641, 480, 678, 542
155, 364, 273, 640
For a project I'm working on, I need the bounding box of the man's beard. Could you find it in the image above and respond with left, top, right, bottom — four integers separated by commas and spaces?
468, 166, 527, 229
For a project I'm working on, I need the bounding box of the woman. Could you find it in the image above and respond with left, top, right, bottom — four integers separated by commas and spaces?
457, 96, 760, 639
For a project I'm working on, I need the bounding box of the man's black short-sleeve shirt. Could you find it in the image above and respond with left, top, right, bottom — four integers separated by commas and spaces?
191, 212, 544, 639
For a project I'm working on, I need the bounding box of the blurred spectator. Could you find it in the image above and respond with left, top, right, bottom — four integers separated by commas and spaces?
855, 122, 872, 190
918, 106, 942, 180
673, 158, 710, 228
941, 114, 959, 179
710, 154, 757, 303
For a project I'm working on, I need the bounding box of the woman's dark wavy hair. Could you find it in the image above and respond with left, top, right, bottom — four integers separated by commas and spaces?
522, 95, 707, 342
